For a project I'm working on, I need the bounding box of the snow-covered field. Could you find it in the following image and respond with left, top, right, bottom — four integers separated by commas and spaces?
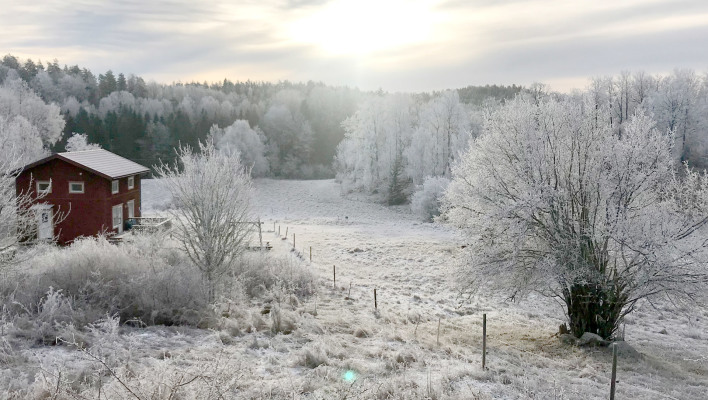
3, 178, 707, 399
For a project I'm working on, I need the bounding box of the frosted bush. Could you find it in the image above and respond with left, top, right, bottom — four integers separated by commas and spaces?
237, 253, 315, 299
299, 343, 329, 369
411, 176, 450, 222
0, 236, 211, 330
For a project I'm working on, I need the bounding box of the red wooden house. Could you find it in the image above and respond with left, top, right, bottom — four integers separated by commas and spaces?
16, 149, 150, 245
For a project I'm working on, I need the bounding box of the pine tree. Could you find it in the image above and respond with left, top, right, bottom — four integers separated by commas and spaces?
387, 153, 408, 205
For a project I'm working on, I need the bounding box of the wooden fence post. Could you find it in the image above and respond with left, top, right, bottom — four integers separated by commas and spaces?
374, 288, 377, 310
437, 318, 441, 345
482, 313, 487, 370
610, 343, 618, 400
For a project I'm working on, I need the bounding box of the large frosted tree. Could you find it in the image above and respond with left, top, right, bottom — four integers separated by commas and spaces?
443, 96, 708, 339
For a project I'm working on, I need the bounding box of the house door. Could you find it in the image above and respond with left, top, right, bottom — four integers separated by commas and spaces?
126, 200, 135, 220
112, 204, 123, 234
37, 208, 53, 241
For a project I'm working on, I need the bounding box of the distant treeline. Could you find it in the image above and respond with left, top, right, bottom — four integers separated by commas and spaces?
0, 54, 522, 177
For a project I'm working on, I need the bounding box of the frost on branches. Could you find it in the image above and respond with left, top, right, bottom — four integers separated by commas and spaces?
1, 78, 65, 266
65, 132, 101, 152
443, 96, 708, 339
335, 91, 476, 206
156, 141, 253, 302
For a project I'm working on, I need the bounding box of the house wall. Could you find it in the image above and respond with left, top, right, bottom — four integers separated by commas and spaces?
108, 174, 143, 225
16, 159, 142, 245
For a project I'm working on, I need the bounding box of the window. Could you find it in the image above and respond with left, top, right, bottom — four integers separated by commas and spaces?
37, 181, 51, 194
112, 180, 119, 194
128, 176, 134, 190
69, 181, 84, 194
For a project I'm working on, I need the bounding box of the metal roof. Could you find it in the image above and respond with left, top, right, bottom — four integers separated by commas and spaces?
56, 149, 150, 179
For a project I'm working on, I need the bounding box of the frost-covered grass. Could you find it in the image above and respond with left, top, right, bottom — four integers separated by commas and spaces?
0, 178, 706, 399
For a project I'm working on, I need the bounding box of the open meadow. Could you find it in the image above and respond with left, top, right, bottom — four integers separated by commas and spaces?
1, 178, 706, 399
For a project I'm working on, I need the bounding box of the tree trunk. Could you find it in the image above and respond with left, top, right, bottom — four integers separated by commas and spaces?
565, 283, 624, 339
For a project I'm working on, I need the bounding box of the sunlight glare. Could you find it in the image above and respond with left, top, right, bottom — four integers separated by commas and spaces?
290, 0, 436, 55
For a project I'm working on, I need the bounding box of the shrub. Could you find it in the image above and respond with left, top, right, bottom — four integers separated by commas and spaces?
411, 176, 450, 222
236, 253, 315, 300
0, 236, 211, 331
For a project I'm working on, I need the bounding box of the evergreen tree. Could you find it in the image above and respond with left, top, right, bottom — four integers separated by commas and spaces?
117, 73, 127, 91
98, 70, 117, 98
387, 153, 408, 205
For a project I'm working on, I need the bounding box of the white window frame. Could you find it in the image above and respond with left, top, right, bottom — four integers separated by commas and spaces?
68, 181, 85, 194
112, 180, 119, 194
37, 180, 52, 194
127, 176, 134, 190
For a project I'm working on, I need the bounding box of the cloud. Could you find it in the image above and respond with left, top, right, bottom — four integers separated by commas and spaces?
1, 0, 707, 91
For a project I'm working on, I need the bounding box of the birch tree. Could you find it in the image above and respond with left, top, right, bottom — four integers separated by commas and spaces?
156, 141, 253, 302
443, 96, 708, 339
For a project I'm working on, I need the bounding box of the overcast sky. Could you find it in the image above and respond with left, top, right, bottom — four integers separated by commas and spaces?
2, 0, 707, 92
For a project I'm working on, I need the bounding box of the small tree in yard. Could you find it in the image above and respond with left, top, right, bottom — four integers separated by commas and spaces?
156, 141, 253, 302
442, 96, 708, 339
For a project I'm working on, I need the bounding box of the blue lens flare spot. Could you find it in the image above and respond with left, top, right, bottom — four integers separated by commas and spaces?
343, 370, 356, 382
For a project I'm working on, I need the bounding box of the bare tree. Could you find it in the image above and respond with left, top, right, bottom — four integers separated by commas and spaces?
443, 96, 708, 339
156, 141, 253, 302
0, 146, 52, 268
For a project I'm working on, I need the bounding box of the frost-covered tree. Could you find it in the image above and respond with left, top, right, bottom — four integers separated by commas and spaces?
411, 176, 450, 222
443, 96, 708, 339
336, 92, 479, 202
0, 115, 45, 164
647, 69, 703, 164
0, 109, 63, 265
406, 90, 473, 185
0, 80, 65, 259
209, 120, 269, 177
336, 94, 415, 198
65, 132, 101, 152
0, 78, 64, 149
155, 141, 253, 302
260, 98, 313, 178
0, 138, 37, 266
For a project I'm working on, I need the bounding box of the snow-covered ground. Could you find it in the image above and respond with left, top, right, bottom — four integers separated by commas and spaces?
3, 178, 707, 399
247, 179, 708, 399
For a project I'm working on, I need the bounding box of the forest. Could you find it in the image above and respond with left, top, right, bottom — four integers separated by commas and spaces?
2, 54, 708, 213
0, 54, 520, 179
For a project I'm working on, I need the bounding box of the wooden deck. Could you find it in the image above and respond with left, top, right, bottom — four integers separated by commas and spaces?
108, 217, 172, 243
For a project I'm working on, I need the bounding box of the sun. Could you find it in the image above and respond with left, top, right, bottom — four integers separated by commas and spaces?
289, 0, 436, 56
